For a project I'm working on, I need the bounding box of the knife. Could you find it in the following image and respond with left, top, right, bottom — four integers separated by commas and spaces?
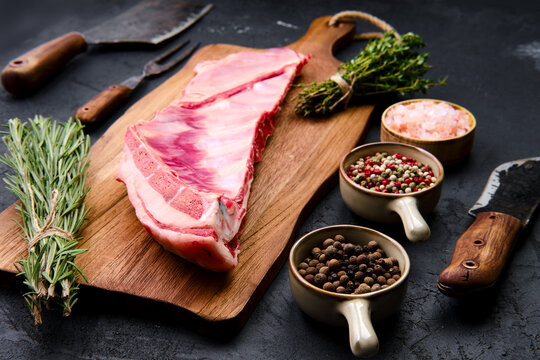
1, 0, 212, 97
438, 157, 540, 296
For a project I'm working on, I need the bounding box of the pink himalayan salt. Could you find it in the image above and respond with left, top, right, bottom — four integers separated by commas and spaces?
385, 100, 472, 140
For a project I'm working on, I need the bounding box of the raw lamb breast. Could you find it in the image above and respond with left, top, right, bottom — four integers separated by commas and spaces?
116, 48, 309, 272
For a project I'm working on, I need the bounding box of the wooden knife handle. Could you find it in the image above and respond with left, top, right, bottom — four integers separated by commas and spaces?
75, 85, 133, 125
438, 212, 523, 296
1, 32, 87, 96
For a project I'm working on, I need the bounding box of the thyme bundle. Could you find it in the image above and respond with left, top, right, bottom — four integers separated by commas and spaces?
0, 116, 90, 324
295, 31, 446, 117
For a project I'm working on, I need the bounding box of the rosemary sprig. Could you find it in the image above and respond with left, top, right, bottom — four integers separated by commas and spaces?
295, 31, 447, 116
0, 115, 90, 324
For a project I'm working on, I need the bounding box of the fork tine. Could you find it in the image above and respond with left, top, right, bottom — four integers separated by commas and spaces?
144, 41, 200, 76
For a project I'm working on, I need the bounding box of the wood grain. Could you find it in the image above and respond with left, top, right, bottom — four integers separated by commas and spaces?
0, 17, 375, 331
75, 84, 133, 125
438, 211, 523, 296
1, 32, 87, 96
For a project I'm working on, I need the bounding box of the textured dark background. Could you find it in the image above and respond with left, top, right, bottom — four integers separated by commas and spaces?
0, 0, 539, 359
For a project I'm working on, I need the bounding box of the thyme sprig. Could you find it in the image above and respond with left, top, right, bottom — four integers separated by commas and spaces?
295, 31, 446, 117
0, 116, 90, 324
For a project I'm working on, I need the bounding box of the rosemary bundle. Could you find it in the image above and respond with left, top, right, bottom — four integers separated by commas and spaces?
0, 116, 90, 324
295, 32, 446, 117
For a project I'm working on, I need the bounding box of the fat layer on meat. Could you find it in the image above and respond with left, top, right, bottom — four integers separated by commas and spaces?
116, 48, 309, 271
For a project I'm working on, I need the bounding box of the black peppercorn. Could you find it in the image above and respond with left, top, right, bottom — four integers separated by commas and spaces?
327, 258, 340, 270
358, 263, 368, 272
334, 234, 345, 242
357, 254, 369, 264
344, 243, 356, 255
364, 276, 374, 286
298, 234, 403, 295
314, 273, 327, 286
323, 282, 336, 292
355, 283, 371, 294
325, 246, 337, 258
323, 238, 334, 248
366, 240, 378, 252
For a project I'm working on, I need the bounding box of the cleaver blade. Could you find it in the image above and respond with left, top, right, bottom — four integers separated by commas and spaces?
438, 157, 540, 297
1, 0, 213, 97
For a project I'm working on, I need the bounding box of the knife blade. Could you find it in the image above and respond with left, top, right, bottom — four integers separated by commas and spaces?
1, 0, 212, 97
438, 157, 540, 296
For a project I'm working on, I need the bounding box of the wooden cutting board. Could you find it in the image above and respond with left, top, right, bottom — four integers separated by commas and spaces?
0, 16, 375, 332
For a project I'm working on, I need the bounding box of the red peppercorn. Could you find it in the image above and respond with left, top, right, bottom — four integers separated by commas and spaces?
404, 178, 411, 184
382, 179, 389, 185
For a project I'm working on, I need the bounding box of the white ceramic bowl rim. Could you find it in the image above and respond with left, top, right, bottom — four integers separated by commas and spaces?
289, 224, 411, 300
381, 98, 476, 143
339, 141, 444, 199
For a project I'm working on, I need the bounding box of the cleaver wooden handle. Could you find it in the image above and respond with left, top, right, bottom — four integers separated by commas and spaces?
1, 32, 87, 96
437, 211, 523, 296
75, 84, 133, 125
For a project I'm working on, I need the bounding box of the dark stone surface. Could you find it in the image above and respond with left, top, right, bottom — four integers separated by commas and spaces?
0, 0, 539, 359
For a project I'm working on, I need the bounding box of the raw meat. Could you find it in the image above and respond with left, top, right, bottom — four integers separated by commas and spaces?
116, 48, 309, 272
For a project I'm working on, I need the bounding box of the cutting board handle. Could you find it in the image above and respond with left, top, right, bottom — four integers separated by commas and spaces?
288, 16, 356, 67
1, 32, 87, 96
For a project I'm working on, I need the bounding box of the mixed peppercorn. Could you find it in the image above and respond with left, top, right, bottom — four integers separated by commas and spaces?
297, 234, 402, 294
347, 152, 437, 193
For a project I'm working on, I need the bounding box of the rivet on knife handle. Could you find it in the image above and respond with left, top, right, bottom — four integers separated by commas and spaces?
75, 85, 133, 125
1, 32, 87, 97
437, 211, 523, 296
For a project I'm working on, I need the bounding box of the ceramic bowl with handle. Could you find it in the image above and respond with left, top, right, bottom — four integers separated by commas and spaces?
289, 225, 410, 358
380, 98, 476, 166
339, 142, 444, 242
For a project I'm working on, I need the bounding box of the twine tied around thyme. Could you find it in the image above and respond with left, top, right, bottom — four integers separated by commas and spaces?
326, 10, 401, 109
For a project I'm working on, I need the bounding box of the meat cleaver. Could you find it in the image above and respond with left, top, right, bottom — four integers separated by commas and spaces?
438, 157, 540, 296
1, 0, 212, 96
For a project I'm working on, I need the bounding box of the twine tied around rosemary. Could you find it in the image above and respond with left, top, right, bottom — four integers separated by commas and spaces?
325, 10, 402, 110
26, 187, 74, 250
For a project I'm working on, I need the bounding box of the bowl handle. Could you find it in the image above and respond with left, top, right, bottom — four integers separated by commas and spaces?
338, 298, 379, 358
388, 197, 430, 242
